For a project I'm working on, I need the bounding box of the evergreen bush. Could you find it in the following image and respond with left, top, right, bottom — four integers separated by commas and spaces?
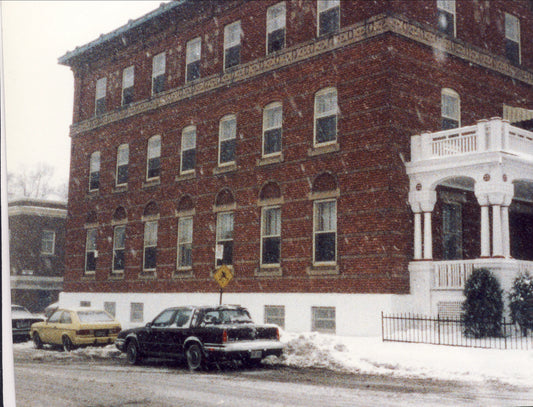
462, 268, 503, 338
508, 272, 533, 336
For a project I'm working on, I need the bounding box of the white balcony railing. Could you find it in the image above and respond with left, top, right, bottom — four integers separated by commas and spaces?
411, 118, 533, 162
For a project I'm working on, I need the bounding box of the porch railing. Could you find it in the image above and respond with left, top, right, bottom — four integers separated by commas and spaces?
411, 118, 533, 162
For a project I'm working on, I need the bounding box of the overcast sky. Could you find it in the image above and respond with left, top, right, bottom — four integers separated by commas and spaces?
2, 1, 168, 186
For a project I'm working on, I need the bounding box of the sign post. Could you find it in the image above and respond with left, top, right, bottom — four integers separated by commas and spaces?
213, 264, 233, 305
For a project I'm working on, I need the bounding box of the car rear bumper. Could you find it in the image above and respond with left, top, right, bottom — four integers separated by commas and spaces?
203, 340, 284, 361
74, 335, 118, 346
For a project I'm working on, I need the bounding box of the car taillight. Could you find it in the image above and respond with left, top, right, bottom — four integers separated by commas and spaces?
222, 330, 228, 343
276, 328, 280, 341
77, 329, 91, 335
111, 327, 121, 334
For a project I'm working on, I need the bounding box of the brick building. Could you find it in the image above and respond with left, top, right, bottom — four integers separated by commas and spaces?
9, 199, 66, 312
58, 0, 533, 335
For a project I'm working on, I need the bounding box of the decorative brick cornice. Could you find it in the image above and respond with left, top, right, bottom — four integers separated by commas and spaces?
70, 14, 533, 137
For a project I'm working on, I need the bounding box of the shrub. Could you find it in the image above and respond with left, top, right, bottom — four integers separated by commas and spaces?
462, 268, 503, 338
508, 272, 533, 336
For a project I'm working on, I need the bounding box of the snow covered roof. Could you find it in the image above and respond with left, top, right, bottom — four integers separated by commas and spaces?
58, 0, 188, 66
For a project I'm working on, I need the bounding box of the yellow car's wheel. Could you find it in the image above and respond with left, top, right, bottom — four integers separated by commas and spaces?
32, 333, 43, 349
62, 335, 74, 352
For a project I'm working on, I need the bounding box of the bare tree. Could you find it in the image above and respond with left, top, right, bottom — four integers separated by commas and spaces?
8, 163, 67, 201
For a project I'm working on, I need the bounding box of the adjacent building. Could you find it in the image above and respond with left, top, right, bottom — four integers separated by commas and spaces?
58, 0, 533, 335
9, 199, 66, 312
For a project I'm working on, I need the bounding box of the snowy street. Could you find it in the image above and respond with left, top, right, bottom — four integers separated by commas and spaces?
11, 332, 533, 406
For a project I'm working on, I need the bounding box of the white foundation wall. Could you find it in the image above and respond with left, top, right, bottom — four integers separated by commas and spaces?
59, 291, 415, 336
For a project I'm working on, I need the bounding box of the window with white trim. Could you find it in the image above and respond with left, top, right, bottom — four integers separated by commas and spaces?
219, 115, 236, 165
261, 206, 281, 265
89, 152, 101, 191
146, 135, 161, 180
224, 21, 241, 70
143, 221, 158, 271
216, 212, 234, 266
505, 13, 520, 65
130, 302, 144, 323
112, 225, 126, 272
263, 103, 282, 156
41, 230, 55, 255
122, 65, 134, 106
314, 199, 337, 264
264, 305, 285, 329
186, 37, 201, 82
267, 2, 286, 54
104, 302, 116, 317
95, 77, 106, 115
116, 144, 129, 186
180, 126, 196, 173
177, 217, 193, 269
442, 202, 462, 260
312, 306, 336, 333
317, 0, 340, 36
152, 52, 166, 95
441, 88, 460, 129
85, 228, 97, 273
314, 87, 338, 145
437, 0, 456, 36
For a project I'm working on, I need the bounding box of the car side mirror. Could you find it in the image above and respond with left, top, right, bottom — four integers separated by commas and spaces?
146, 322, 152, 328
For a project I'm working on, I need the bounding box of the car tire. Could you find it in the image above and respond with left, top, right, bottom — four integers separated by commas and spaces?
243, 357, 262, 368
33, 333, 43, 349
62, 336, 75, 352
186, 343, 205, 371
126, 340, 142, 365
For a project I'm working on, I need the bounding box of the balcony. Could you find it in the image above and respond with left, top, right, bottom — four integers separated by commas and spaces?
410, 118, 533, 163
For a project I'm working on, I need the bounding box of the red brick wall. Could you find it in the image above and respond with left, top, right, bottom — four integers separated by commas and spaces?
64, 0, 533, 296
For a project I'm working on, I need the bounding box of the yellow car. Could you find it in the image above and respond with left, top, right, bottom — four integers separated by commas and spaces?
30, 307, 121, 351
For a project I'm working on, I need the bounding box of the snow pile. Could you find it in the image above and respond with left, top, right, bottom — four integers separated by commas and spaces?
279, 332, 533, 387
13, 332, 533, 387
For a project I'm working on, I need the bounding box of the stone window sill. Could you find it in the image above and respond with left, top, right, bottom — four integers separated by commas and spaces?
306, 265, 339, 275
307, 143, 340, 157
213, 163, 237, 175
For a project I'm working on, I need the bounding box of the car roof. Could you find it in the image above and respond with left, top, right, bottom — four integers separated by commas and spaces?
52, 307, 110, 313
165, 305, 244, 311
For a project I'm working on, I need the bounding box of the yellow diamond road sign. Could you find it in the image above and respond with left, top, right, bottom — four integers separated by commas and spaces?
214, 265, 233, 288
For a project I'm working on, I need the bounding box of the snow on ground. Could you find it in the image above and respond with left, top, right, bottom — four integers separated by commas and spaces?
13, 332, 533, 388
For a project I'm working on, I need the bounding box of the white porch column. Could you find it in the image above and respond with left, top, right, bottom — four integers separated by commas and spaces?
501, 205, 511, 258
423, 211, 433, 260
480, 205, 490, 257
413, 212, 422, 260
492, 204, 503, 257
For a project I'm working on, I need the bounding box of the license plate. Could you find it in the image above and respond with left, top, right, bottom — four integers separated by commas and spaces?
94, 330, 107, 337
250, 350, 262, 359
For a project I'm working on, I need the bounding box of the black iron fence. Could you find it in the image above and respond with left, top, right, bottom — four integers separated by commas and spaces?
381, 313, 533, 350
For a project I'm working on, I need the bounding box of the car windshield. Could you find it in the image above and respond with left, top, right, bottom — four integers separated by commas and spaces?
11, 305, 33, 318
77, 310, 114, 323
202, 308, 252, 325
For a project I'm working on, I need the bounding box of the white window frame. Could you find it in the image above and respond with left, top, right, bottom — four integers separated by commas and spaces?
437, 0, 456, 37
186, 37, 202, 82
317, 0, 340, 37
41, 230, 55, 255
216, 211, 234, 267
152, 52, 166, 95
89, 152, 101, 191
177, 216, 193, 270
95, 77, 106, 115
112, 225, 126, 273
313, 199, 337, 265
264, 305, 285, 329
104, 302, 116, 317
130, 302, 144, 323
180, 125, 196, 174
311, 306, 336, 333
224, 21, 242, 71
314, 87, 338, 146
115, 144, 129, 186
441, 88, 460, 129
505, 13, 521, 64
218, 115, 237, 166
85, 228, 98, 274
266, 2, 286, 54
146, 135, 161, 181
121, 65, 134, 105
143, 220, 158, 271
260, 206, 281, 266
262, 102, 283, 157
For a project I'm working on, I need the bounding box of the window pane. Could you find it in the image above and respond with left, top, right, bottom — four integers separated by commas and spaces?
262, 237, 281, 264
217, 213, 234, 241
264, 104, 282, 129
122, 66, 134, 88
186, 38, 201, 63
144, 246, 157, 270
220, 139, 236, 163
225, 46, 240, 69
113, 249, 125, 271
267, 3, 286, 33
186, 61, 201, 82
264, 129, 282, 155
505, 13, 519, 42
152, 52, 166, 77
316, 116, 337, 144
148, 136, 161, 158
117, 145, 129, 166
95, 78, 106, 99
90, 152, 101, 172
152, 75, 165, 94
181, 149, 196, 172
318, 6, 340, 36
268, 29, 285, 54
224, 22, 241, 48
144, 222, 158, 246
182, 127, 196, 149
316, 90, 337, 116
263, 207, 281, 236
220, 117, 236, 141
